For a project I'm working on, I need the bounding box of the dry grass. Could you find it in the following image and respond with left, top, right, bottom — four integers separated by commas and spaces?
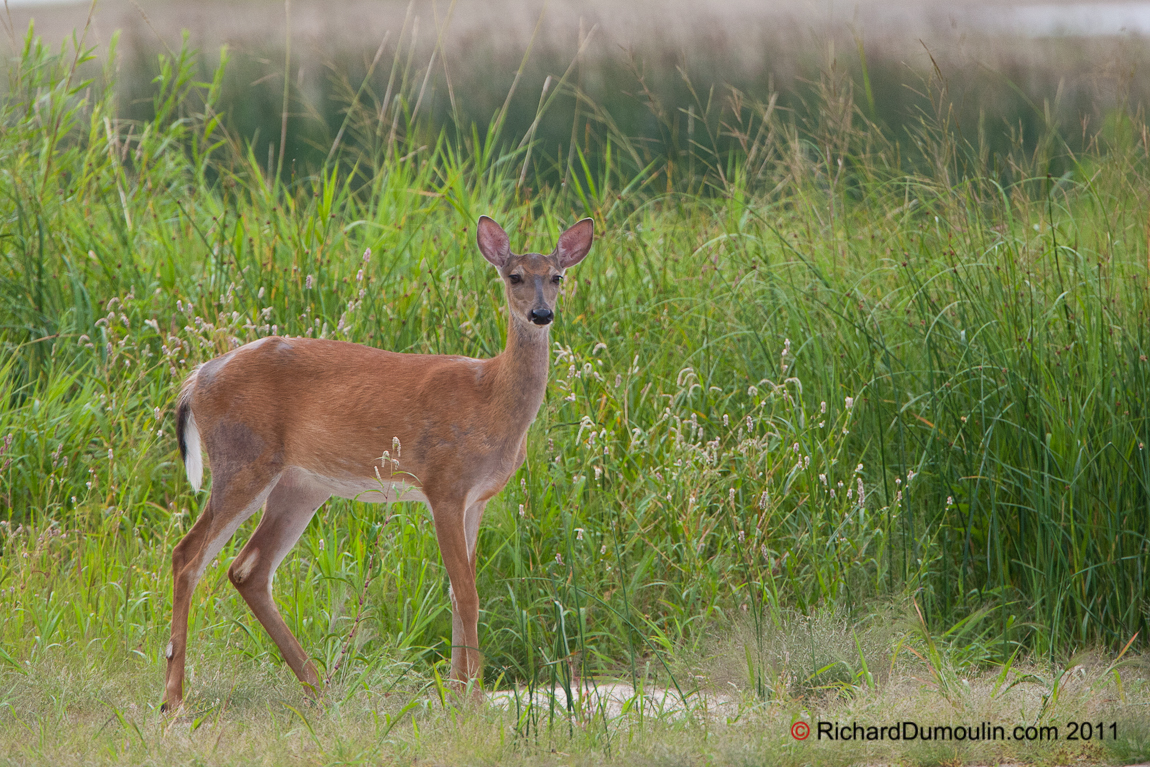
2, 621, 1148, 766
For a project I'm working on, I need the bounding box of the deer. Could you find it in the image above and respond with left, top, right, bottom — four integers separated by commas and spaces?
161, 216, 594, 711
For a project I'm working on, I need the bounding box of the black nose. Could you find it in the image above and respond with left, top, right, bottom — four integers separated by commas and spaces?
529, 308, 553, 325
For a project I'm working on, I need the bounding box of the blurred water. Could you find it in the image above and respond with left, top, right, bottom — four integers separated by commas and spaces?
8, 1, 1150, 37
4, 0, 87, 6
975, 2, 1150, 36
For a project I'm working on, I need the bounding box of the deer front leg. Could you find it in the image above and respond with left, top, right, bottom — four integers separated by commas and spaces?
449, 500, 487, 680
430, 498, 482, 685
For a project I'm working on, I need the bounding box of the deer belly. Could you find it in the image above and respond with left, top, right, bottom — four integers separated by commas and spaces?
293, 466, 428, 504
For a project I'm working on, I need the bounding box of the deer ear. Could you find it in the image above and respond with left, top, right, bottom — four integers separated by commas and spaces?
556, 218, 594, 269
477, 216, 511, 268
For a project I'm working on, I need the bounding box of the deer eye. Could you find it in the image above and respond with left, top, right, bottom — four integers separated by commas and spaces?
551, 275, 563, 284
509, 273, 523, 284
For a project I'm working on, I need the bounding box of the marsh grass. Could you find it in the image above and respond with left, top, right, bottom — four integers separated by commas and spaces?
1, 15, 1150, 765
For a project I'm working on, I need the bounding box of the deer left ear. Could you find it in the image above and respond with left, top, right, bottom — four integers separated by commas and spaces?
556, 218, 594, 269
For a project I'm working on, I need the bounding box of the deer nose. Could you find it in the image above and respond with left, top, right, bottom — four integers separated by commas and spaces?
528, 308, 553, 325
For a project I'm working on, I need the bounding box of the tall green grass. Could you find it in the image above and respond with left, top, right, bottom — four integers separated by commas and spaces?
0, 19, 1148, 716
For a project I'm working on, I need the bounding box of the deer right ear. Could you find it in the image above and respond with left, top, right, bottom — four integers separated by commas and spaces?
477, 216, 511, 268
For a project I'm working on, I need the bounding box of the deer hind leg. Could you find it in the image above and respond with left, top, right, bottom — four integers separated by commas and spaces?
431, 498, 485, 686
227, 471, 329, 696
163, 473, 277, 712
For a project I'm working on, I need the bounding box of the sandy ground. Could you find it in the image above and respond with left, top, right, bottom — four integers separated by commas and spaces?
488, 680, 742, 719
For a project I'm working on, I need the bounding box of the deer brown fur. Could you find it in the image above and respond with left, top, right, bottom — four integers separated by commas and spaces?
162, 216, 594, 711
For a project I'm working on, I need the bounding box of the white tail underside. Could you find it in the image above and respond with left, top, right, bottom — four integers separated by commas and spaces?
184, 412, 203, 491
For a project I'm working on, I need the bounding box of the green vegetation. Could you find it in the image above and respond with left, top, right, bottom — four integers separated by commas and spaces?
1, 20, 1149, 766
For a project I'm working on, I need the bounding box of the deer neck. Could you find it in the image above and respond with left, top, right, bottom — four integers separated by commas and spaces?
491, 317, 551, 435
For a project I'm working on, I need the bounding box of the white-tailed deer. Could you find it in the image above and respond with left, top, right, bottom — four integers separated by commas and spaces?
162, 216, 594, 711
